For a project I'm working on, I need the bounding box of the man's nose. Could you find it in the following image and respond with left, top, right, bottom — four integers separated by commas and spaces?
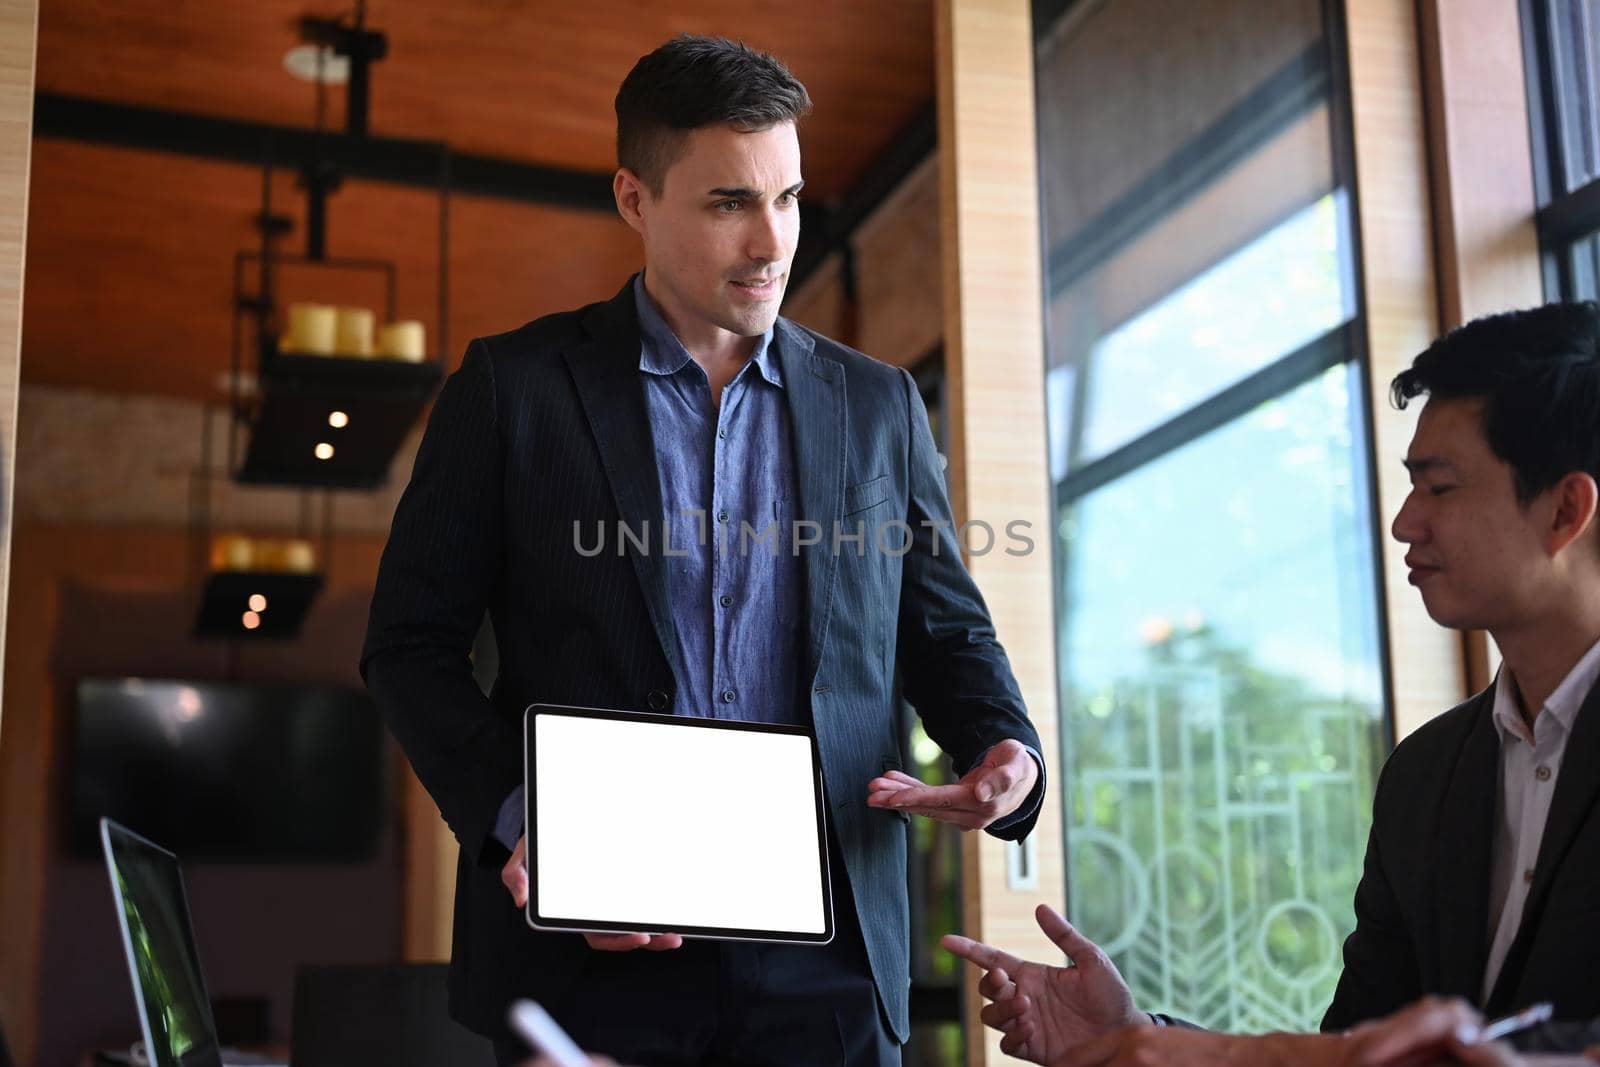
746, 207, 785, 262
1390, 493, 1423, 545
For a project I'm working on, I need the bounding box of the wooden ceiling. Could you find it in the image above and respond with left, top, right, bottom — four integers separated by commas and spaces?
25, 0, 936, 402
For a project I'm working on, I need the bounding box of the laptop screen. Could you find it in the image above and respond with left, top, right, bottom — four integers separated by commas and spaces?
101, 819, 224, 1067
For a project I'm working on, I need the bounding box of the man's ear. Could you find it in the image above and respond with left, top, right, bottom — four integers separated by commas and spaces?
1547, 470, 1599, 558
613, 168, 649, 236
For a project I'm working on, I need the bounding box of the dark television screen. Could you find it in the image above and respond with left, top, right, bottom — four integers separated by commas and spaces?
70, 678, 385, 861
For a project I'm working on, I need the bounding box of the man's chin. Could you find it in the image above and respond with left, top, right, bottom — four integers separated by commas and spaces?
719, 305, 782, 338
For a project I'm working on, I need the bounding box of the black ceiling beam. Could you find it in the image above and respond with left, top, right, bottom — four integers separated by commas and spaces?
33, 92, 617, 214
789, 101, 936, 291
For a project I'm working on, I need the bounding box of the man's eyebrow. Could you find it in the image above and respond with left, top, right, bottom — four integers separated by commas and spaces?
1402, 457, 1457, 475
707, 181, 806, 200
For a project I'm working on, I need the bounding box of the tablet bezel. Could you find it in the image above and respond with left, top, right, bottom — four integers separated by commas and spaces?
523, 702, 835, 945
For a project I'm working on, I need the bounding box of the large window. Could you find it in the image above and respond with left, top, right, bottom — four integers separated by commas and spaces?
1036, 0, 1390, 1031
1523, 0, 1600, 296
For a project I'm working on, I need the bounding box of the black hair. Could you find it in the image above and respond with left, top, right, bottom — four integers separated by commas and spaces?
1391, 301, 1600, 505
615, 35, 811, 196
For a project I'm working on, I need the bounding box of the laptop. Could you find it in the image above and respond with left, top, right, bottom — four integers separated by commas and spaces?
99, 818, 286, 1067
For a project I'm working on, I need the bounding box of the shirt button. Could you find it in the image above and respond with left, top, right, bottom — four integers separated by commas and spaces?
717, 509, 729, 523
1524, 867, 1536, 884
721, 688, 737, 704
719, 594, 732, 608
646, 689, 669, 710
1536, 765, 1552, 781
718, 428, 728, 440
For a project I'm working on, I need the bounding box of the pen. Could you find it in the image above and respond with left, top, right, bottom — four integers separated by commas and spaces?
1478, 1001, 1554, 1044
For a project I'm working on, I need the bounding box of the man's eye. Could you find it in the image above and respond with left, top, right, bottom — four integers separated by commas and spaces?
716, 200, 741, 214
1429, 486, 1456, 497
777, 192, 799, 207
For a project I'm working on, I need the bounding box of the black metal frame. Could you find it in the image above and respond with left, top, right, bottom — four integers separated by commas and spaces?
33, 93, 615, 213
1519, 0, 1600, 298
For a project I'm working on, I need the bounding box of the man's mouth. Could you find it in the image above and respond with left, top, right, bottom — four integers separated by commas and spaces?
730, 277, 780, 296
1404, 556, 1441, 584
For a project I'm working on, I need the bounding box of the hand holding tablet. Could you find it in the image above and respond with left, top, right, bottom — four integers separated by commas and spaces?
501, 834, 682, 951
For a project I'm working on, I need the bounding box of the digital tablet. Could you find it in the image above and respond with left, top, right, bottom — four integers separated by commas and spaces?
524, 703, 834, 944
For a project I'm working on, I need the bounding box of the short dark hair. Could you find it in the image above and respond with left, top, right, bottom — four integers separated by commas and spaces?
615, 35, 811, 195
1391, 301, 1600, 505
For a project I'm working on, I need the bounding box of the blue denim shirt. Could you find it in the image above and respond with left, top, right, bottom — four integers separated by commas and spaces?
631, 274, 804, 726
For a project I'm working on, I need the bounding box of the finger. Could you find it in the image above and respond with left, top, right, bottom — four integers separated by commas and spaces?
1036, 903, 1105, 964
884, 769, 928, 785
980, 995, 1029, 1030
1442, 1036, 1521, 1067
873, 781, 973, 809
586, 932, 651, 951
894, 806, 990, 829
966, 756, 1020, 805
941, 933, 1028, 975
1358, 997, 1480, 1066
644, 933, 684, 951
500, 848, 529, 908
977, 965, 1014, 1000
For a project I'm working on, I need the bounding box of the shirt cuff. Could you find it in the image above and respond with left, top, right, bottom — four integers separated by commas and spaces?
492, 784, 526, 852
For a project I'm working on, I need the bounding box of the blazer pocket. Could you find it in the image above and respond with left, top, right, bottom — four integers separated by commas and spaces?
844, 475, 891, 516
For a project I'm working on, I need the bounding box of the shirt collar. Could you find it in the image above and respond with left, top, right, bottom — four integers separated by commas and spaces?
1492, 633, 1600, 745
632, 273, 781, 387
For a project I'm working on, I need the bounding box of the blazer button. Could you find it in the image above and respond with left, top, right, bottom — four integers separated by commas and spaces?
646, 689, 669, 710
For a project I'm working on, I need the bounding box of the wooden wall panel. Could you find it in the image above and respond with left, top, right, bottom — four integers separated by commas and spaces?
855, 155, 942, 367
1419, 0, 1543, 693
0, 0, 36, 1058
936, 3, 1063, 1064
1344, 0, 1465, 738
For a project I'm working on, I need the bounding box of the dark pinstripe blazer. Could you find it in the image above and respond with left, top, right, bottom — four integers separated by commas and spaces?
1323, 677, 1600, 1032
361, 278, 1043, 1041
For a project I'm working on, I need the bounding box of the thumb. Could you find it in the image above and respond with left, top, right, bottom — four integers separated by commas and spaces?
970, 741, 1021, 803
1036, 904, 1103, 966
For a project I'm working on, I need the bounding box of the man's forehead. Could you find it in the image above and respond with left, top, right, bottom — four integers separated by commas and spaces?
1405, 397, 1491, 468
671, 123, 801, 186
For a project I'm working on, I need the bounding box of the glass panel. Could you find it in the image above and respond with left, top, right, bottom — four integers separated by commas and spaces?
1057, 365, 1386, 1030
1036, 0, 1390, 1033
1546, 0, 1600, 192
1564, 226, 1600, 299
1037, 0, 1350, 474
1070, 193, 1351, 466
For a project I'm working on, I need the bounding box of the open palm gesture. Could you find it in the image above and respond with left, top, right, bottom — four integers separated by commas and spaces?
942, 903, 1144, 1063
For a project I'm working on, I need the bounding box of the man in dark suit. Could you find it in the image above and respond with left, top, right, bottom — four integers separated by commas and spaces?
939, 302, 1600, 1064
361, 35, 1045, 1066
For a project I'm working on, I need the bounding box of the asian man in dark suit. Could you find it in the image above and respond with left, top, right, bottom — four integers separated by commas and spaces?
941, 302, 1600, 1065
361, 35, 1046, 1067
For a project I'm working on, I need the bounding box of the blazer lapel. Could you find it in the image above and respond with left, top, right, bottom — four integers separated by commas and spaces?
561, 280, 687, 693
1488, 676, 1600, 1010
1433, 691, 1499, 1001
774, 318, 845, 687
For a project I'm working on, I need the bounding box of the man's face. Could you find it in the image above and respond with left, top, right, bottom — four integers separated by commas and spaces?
1391, 397, 1555, 631
623, 121, 803, 341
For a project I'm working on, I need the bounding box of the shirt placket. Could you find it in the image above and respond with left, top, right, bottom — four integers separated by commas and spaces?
710, 375, 748, 718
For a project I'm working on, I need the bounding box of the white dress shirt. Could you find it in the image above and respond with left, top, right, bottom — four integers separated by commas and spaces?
1481, 634, 1600, 1002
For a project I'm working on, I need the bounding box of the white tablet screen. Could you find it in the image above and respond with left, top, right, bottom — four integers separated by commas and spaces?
527, 706, 832, 942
